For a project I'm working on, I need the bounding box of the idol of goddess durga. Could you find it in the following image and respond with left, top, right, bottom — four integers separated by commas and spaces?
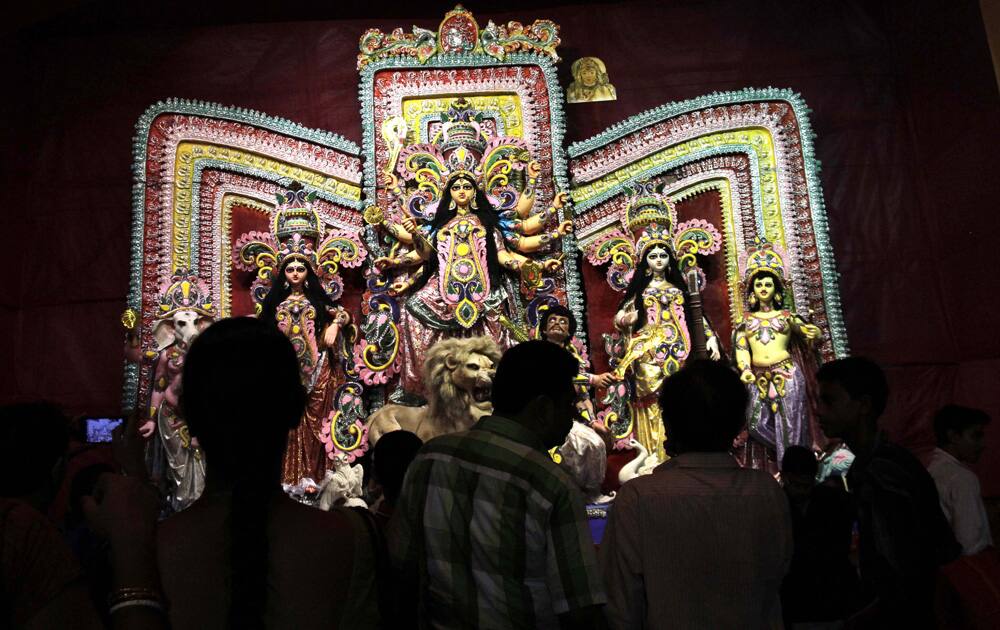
371, 99, 573, 398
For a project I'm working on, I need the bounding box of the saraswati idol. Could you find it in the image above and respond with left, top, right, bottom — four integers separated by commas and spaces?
586, 179, 724, 462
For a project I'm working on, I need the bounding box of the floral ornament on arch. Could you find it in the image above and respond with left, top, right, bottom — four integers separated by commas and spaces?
356, 5, 561, 69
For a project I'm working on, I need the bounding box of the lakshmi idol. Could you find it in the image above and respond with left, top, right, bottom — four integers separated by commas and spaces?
734, 238, 824, 467
372, 98, 572, 398
234, 187, 367, 483
260, 254, 350, 484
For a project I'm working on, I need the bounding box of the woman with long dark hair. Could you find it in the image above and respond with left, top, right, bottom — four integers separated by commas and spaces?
374, 171, 569, 397
259, 254, 349, 484
154, 317, 377, 629
612, 244, 721, 461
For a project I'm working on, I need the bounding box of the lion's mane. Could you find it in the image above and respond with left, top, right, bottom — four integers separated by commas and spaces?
423, 336, 501, 431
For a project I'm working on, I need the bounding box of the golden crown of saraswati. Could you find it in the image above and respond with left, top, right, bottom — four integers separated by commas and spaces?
624, 180, 678, 258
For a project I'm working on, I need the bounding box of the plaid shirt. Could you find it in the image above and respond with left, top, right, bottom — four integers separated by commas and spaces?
388, 415, 606, 629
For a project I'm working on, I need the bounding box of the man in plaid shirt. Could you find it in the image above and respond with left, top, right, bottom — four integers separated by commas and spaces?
388, 340, 608, 629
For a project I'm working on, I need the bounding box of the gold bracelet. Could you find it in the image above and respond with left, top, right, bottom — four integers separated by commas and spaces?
108, 587, 162, 607
109, 599, 165, 615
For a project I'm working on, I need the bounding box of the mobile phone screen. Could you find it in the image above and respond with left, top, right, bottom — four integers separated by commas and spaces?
85, 417, 124, 443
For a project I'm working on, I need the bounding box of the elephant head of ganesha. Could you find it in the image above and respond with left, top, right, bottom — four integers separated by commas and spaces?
152, 271, 217, 351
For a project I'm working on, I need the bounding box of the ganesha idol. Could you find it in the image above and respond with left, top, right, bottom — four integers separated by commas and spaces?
124, 271, 214, 511
359, 98, 572, 401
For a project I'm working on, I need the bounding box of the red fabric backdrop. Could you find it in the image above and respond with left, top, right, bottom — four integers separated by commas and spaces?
3, 0, 999, 492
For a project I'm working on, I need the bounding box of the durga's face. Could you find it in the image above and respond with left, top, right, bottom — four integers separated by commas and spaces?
450, 178, 476, 208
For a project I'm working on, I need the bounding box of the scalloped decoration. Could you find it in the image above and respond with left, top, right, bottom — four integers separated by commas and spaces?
568, 88, 848, 361
674, 218, 723, 258
357, 6, 561, 69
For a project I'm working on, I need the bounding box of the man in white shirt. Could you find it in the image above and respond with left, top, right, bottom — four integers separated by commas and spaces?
927, 404, 993, 555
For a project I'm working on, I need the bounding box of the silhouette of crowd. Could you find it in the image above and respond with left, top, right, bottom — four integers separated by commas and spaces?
2, 317, 997, 629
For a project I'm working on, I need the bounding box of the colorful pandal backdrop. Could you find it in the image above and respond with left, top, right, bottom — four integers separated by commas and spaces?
569, 90, 848, 373
124, 6, 845, 459
125, 101, 365, 410
351, 7, 586, 396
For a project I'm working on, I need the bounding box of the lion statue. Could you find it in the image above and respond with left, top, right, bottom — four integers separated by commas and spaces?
365, 336, 501, 445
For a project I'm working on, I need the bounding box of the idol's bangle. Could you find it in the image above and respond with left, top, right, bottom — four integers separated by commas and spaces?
524, 178, 537, 197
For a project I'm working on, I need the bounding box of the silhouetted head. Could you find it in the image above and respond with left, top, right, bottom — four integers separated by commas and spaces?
781, 445, 818, 501
182, 317, 305, 484
660, 360, 747, 454
815, 357, 888, 440
934, 404, 990, 464
373, 430, 424, 506
492, 340, 579, 449
0, 402, 70, 501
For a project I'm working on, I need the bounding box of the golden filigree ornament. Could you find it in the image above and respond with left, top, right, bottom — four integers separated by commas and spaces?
121, 308, 138, 331
363, 205, 385, 226
357, 6, 561, 69
548, 446, 564, 464
157, 270, 215, 319
520, 259, 544, 290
